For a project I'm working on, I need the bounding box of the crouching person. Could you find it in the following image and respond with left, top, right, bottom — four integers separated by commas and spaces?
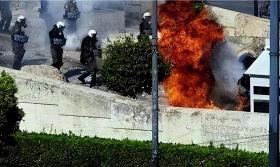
237, 74, 250, 111
78, 30, 100, 88
49, 21, 67, 70
11, 15, 29, 70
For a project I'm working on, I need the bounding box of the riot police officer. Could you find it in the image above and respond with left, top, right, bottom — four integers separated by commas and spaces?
49, 21, 67, 70
63, 0, 80, 34
78, 30, 99, 88
0, 0, 12, 34
11, 15, 29, 70
139, 12, 152, 36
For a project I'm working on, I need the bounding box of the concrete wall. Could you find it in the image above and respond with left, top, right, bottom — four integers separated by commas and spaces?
129, 4, 271, 57
0, 66, 269, 153
125, 4, 270, 57
208, 6, 270, 57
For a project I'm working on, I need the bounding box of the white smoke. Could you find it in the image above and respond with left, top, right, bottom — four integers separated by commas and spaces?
64, 33, 80, 50
210, 41, 245, 109
24, 17, 48, 50
40, 0, 127, 50
39, 1, 95, 50
15, 0, 153, 51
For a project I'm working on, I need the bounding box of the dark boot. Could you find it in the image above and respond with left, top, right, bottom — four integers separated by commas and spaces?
90, 82, 96, 88
90, 70, 97, 88
51, 61, 63, 70
78, 72, 91, 84
78, 76, 86, 84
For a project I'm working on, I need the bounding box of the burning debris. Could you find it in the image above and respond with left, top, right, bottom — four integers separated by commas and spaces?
158, 0, 224, 108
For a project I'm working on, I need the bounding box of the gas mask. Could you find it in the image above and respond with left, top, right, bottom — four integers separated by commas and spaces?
21, 21, 27, 28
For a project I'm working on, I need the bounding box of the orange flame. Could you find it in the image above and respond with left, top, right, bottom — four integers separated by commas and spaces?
236, 95, 250, 111
158, 0, 224, 108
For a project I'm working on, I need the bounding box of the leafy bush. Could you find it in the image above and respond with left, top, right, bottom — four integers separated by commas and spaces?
194, 0, 206, 11
0, 132, 268, 167
0, 71, 24, 149
101, 35, 170, 98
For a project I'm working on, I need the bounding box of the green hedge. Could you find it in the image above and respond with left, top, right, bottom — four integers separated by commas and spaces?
0, 71, 24, 155
101, 35, 170, 98
0, 132, 268, 167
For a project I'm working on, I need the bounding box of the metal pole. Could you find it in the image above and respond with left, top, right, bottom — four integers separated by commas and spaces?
254, 0, 258, 17
151, 0, 159, 166
269, 0, 279, 166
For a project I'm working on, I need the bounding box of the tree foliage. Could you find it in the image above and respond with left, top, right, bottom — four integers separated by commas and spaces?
194, 0, 206, 11
0, 71, 24, 150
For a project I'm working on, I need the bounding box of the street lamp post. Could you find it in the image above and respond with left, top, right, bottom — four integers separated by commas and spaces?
151, 0, 159, 166
269, 0, 279, 167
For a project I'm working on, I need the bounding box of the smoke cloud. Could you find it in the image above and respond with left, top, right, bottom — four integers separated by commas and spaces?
210, 41, 245, 109
39, 0, 129, 50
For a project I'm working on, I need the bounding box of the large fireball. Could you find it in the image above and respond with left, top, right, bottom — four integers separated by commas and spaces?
158, 0, 224, 108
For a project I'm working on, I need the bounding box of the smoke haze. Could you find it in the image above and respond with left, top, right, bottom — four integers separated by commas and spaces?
210, 41, 245, 109
39, 0, 131, 50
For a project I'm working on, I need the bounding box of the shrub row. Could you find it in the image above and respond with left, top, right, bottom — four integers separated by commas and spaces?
0, 71, 24, 156
101, 35, 170, 98
0, 132, 268, 167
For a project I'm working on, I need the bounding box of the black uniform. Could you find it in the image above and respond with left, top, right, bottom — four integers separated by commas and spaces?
139, 16, 152, 36
78, 35, 99, 87
11, 21, 28, 70
49, 25, 66, 70
63, 0, 80, 34
0, 0, 12, 33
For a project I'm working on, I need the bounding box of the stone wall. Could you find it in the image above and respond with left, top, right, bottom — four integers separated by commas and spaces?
126, 3, 271, 57
0, 66, 269, 153
208, 6, 270, 57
